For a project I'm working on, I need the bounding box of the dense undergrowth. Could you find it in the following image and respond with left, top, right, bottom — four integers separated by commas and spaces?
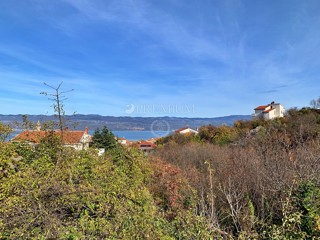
154, 108, 320, 239
0, 139, 217, 239
0, 107, 319, 239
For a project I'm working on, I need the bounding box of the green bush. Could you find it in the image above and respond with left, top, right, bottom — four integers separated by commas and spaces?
0, 141, 215, 239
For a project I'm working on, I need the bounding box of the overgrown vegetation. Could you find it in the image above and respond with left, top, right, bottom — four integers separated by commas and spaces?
0, 122, 12, 142
154, 107, 320, 238
1, 105, 319, 238
0, 133, 217, 239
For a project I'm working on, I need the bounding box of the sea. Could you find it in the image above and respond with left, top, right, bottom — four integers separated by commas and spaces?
112, 131, 169, 141
8, 130, 170, 141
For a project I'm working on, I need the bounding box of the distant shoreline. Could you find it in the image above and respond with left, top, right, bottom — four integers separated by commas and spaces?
1, 114, 252, 132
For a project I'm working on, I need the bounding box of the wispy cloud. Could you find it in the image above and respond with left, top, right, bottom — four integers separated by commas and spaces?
1, 0, 320, 116
0, 45, 79, 77
58, 0, 238, 63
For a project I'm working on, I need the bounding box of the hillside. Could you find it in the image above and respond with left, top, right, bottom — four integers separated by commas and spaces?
0, 107, 319, 238
0, 114, 252, 130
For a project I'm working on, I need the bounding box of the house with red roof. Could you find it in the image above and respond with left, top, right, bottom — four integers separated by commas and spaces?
253, 101, 285, 120
139, 141, 157, 153
12, 127, 92, 151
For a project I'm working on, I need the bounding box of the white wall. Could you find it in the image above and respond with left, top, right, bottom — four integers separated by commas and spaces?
179, 128, 198, 134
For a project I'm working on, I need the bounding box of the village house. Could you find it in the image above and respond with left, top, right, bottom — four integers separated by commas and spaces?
253, 101, 285, 120
117, 137, 128, 145
117, 137, 133, 146
139, 141, 157, 154
175, 127, 199, 135
12, 125, 92, 151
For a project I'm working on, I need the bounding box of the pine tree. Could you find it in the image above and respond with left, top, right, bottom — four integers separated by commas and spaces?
91, 126, 116, 150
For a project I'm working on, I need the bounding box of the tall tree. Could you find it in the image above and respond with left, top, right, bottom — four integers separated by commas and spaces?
91, 126, 117, 150
41, 82, 73, 141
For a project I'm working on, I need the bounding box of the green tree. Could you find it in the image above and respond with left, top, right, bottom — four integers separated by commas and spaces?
295, 182, 320, 237
0, 122, 12, 142
0, 142, 217, 239
91, 126, 117, 150
21, 114, 36, 130
199, 125, 238, 145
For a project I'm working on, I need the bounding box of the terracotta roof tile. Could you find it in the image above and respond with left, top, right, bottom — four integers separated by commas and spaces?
13, 129, 91, 144
254, 105, 269, 110
139, 141, 157, 148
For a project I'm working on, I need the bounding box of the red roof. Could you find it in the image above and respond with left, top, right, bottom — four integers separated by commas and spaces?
139, 141, 157, 148
13, 129, 91, 144
254, 105, 269, 110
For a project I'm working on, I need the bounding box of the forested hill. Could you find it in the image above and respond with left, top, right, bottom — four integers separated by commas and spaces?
0, 114, 251, 130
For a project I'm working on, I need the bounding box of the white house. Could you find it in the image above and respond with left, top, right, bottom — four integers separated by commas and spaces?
117, 137, 127, 145
254, 102, 285, 120
175, 127, 199, 135
117, 137, 133, 146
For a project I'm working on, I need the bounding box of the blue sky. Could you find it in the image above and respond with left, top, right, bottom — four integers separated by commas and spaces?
0, 0, 320, 117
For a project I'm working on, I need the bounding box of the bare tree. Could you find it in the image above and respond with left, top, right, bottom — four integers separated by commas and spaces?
310, 96, 320, 109
41, 82, 73, 142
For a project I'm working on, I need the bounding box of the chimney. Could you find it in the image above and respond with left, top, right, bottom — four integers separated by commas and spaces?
85, 127, 88, 134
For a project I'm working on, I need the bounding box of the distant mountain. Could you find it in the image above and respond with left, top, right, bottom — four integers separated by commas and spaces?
0, 114, 252, 131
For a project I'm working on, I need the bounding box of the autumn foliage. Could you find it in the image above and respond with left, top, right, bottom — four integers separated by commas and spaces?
153, 108, 320, 238
0, 107, 319, 238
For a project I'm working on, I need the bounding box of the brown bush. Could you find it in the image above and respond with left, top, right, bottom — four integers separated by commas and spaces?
152, 110, 320, 237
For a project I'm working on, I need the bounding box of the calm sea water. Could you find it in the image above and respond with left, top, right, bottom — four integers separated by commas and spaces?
107, 131, 169, 141
9, 130, 170, 141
